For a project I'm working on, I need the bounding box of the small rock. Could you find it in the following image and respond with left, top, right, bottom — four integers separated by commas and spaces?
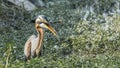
8, 0, 37, 11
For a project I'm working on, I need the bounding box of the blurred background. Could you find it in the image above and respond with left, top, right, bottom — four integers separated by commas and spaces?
0, 0, 120, 67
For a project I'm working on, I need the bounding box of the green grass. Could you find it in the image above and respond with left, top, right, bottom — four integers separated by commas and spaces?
0, 0, 120, 68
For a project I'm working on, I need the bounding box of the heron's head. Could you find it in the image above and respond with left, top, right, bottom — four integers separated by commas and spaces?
32, 15, 58, 37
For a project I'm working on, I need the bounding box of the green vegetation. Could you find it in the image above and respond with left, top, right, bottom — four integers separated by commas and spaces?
0, 0, 120, 68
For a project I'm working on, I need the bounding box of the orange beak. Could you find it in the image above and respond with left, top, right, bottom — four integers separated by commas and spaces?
39, 23, 59, 39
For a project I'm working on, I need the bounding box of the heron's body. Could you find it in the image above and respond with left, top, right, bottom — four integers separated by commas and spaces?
24, 15, 57, 60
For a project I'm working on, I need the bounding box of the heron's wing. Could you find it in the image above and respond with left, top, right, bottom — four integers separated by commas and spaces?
24, 35, 36, 60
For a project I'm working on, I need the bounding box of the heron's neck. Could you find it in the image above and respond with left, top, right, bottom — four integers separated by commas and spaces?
36, 28, 44, 54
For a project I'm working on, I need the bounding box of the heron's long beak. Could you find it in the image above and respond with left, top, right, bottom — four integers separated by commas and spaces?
39, 23, 58, 38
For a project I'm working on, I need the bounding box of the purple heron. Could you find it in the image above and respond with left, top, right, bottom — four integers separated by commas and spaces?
24, 15, 58, 60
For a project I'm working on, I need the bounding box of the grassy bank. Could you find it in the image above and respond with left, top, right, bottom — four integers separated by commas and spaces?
0, 0, 120, 68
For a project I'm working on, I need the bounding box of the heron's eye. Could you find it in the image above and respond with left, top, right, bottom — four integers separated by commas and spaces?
44, 16, 49, 21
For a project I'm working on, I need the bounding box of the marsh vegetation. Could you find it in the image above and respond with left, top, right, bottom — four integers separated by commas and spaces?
0, 0, 120, 68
